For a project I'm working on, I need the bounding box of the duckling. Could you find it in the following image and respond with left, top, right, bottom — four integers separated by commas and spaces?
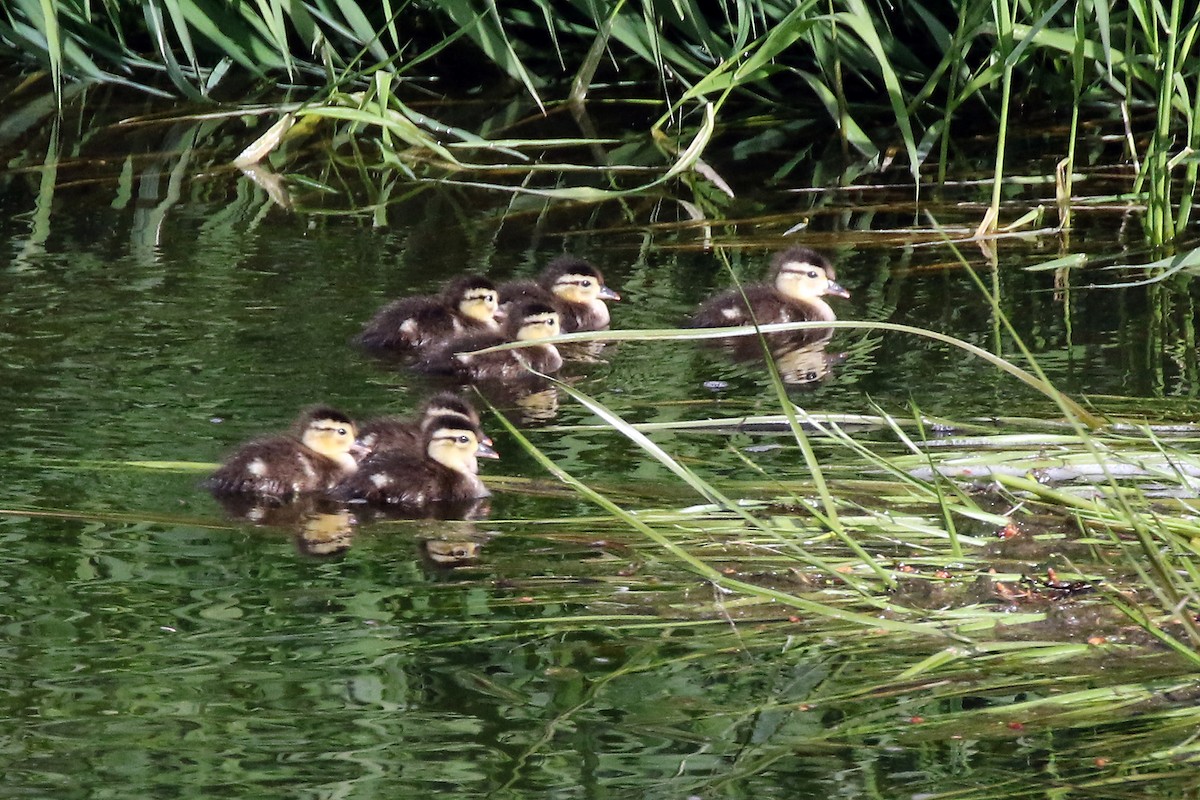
357, 274, 500, 352
333, 414, 498, 508
357, 392, 489, 454
419, 302, 563, 382
498, 255, 620, 332
688, 246, 850, 328
206, 406, 366, 499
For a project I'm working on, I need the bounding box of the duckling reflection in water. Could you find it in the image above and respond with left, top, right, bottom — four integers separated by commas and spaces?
294, 509, 357, 556
714, 328, 846, 387
421, 537, 484, 567
206, 406, 368, 500
772, 336, 848, 386
498, 255, 621, 332
688, 246, 850, 328
209, 492, 358, 557
357, 274, 501, 354
333, 414, 498, 509
465, 382, 562, 428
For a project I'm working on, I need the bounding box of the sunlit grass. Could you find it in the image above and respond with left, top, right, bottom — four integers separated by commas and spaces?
5, 2, 1200, 242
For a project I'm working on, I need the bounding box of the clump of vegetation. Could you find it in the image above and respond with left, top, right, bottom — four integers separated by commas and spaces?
4, 1, 1200, 241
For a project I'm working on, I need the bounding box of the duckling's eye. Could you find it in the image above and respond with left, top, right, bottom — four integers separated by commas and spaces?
580, 279, 592, 288
457, 435, 470, 444
485, 294, 495, 303
806, 270, 819, 279
337, 427, 348, 436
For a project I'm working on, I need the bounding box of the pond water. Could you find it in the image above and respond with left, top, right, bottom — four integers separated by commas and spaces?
2, 85, 1200, 798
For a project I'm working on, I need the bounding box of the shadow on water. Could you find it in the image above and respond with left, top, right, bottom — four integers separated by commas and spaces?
4, 82, 1200, 797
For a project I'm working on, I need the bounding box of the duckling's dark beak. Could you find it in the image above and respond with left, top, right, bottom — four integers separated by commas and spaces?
480, 433, 494, 447
475, 441, 500, 459
350, 441, 373, 461
824, 280, 851, 299
599, 286, 621, 301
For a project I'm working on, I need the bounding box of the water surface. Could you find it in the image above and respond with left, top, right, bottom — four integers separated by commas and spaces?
2, 86, 1199, 798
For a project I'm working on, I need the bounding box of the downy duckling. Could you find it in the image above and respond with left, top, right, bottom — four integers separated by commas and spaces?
689, 246, 850, 328
357, 274, 500, 352
419, 302, 563, 382
206, 406, 366, 499
357, 392, 490, 454
333, 414, 498, 507
498, 255, 620, 332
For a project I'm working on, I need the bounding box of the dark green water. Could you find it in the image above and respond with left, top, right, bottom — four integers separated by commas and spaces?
2, 87, 1200, 798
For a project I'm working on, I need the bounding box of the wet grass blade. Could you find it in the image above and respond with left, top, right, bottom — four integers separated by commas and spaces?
35, 0, 62, 105
465, 319, 1101, 427
439, 0, 544, 112
486, 397, 968, 640
538, 378, 891, 591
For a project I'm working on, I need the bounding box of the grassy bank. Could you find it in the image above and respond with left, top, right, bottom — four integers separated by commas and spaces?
4, 1, 1199, 243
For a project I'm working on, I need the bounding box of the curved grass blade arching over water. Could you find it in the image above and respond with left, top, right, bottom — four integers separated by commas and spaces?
463, 320, 1103, 429
485, 396, 967, 641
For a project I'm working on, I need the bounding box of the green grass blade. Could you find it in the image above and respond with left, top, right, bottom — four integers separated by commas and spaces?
487, 398, 967, 640
541, 376, 886, 591
35, 0, 61, 105
835, 4, 920, 179
463, 319, 1102, 427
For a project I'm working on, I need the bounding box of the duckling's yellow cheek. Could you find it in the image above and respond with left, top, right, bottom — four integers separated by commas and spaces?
777, 273, 818, 299
463, 300, 499, 322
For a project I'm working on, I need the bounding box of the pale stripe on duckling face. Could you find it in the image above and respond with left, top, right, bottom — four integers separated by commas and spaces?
301, 419, 361, 474
427, 430, 481, 475
458, 288, 501, 325
516, 311, 561, 341
773, 262, 849, 323
551, 273, 619, 325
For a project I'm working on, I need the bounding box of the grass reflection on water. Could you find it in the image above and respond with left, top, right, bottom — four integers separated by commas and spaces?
3, 91, 1200, 798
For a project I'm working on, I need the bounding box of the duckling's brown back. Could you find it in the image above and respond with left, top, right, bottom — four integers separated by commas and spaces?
356, 415, 424, 454
207, 436, 349, 499
333, 451, 487, 507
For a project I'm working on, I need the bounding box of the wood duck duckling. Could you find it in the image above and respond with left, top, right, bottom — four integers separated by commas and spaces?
498, 255, 620, 332
689, 246, 850, 328
357, 392, 490, 454
206, 406, 367, 499
333, 414, 498, 508
357, 274, 500, 352
419, 302, 563, 382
